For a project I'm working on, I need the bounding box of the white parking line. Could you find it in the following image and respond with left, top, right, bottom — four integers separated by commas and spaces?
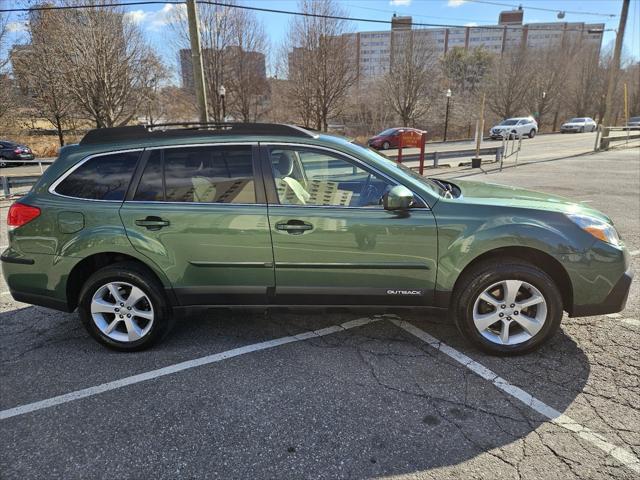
0, 316, 383, 421
622, 318, 640, 327
630, 250, 640, 256
392, 319, 640, 474
0, 291, 9, 296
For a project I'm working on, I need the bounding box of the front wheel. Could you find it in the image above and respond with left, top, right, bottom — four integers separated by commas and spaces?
78, 262, 173, 351
451, 258, 563, 355
382, 141, 390, 150
528, 129, 536, 138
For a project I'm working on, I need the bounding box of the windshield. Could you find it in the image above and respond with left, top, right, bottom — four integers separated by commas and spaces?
569, 118, 585, 123
499, 119, 519, 126
377, 128, 397, 136
351, 142, 447, 197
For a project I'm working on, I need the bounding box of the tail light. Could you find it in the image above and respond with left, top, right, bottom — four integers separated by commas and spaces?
14, 148, 22, 153
7, 203, 41, 230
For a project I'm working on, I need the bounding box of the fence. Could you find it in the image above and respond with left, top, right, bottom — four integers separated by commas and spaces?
595, 125, 640, 150
388, 146, 503, 171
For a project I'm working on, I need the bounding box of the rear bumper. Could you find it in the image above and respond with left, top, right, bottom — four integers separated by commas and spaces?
1, 249, 73, 313
570, 269, 633, 317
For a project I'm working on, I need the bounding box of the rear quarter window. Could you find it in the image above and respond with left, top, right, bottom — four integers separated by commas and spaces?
54, 151, 140, 200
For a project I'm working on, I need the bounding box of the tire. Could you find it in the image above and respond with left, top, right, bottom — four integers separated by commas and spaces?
78, 262, 173, 351
528, 129, 536, 138
0, 156, 7, 168
450, 258, 563, 356
580, 127, 585, 133
382, 141, 390, 150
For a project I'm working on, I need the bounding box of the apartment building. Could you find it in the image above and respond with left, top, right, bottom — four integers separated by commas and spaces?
351, 9, 604, 79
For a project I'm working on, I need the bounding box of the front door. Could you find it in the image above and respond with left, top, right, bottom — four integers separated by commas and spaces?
263, 145, 438, 306
120, 143, 274, 305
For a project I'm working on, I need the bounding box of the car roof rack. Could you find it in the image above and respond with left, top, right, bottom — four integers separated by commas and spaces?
79, 122, 317, 145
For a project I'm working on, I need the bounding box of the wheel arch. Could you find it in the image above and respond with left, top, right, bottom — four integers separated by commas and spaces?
66, 252, 176, 311
450, 246, 573, 312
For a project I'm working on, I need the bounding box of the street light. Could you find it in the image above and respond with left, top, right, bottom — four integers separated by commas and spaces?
443, 88, 452, 142
218, 84, 226, 122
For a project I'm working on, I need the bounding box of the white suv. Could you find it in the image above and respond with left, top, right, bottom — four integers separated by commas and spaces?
490, 117, 538, 139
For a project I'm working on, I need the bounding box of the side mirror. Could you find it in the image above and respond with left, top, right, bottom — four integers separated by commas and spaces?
383, 185, 414, 211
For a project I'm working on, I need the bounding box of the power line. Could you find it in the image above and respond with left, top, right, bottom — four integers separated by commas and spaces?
0, 0, 612, 33
466, 0, 618, 18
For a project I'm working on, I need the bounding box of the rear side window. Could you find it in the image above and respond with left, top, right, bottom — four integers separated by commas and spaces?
133, 145, 256, 204
54, 151, 139, 200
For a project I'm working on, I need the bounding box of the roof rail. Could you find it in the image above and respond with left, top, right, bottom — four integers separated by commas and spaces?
79, 122, 317, 145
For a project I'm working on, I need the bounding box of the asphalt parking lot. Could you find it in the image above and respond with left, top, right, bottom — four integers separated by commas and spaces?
1, 148, 639, 479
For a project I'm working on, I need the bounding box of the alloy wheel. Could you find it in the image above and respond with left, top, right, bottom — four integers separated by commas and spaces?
472, 279, 547, 346
90, 281, 154, 342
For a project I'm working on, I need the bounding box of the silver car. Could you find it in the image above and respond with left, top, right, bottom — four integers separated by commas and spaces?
490, 117, 538, 139
560, 117, 597, 133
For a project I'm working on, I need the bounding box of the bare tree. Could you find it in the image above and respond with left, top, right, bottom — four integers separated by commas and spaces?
382, 30, 439, 126
51, 0, 165, 128
0, 13, 15, 123
226, 9, 268, 121
486, 48, 534, 119
566, 44, 605, 120
12, 9, 74, 145
285, 0, 357, 131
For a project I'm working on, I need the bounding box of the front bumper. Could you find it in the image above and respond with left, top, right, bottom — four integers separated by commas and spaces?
570, 269, 633, 317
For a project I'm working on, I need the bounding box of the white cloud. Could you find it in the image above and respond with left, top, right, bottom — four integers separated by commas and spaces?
465, 22, 478, 27
124, 10, 148, 24
7, 21, 27, 33
122, 4, 186, 31
447, 0, 467, 7
389, 0, 412, 5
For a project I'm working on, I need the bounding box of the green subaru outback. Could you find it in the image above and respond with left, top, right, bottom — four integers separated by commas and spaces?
1, 123, 632, 355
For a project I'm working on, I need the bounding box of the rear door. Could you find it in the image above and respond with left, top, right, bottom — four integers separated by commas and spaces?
120, 143, 274, 305
262, 144, 438, 306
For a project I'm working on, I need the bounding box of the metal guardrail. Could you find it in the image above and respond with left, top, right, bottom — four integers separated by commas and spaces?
596, 125, 640, 150
390, 146, 503, 169
1, 160, 55, 197
1, 148, 505, 197
1, 175, 41, 197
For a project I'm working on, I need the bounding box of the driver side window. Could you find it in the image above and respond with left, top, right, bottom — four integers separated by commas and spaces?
269, 147, 395, 208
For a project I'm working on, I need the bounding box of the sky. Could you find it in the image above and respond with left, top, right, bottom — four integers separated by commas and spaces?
2, 0, 639, 81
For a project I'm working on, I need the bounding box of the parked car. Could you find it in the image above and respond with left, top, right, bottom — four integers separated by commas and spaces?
0, 140, 35, 168
2, 123, 632, 355
624, 116, 640, 130
368, 127, 423, 150
490, 117, 538, 139
560, 117, 597, 133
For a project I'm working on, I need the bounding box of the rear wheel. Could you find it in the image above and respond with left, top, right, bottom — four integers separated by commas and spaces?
382, 141, 390, 150
451, 258, 563, 355
78, 262, 173, 351
580, 127, 585, 133
0, 156, 7, 168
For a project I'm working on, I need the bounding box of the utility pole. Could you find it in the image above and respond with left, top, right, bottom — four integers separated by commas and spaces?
187, 0, 209, 123
602, 0, 629, 128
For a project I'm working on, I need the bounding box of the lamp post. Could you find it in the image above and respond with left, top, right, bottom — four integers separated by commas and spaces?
443, 88, 452, 142
218, 85, 226, 122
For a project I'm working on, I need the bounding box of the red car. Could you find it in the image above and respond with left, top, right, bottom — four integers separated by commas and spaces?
367, 127, 424, 150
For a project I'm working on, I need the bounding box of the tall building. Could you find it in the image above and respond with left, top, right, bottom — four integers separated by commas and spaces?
179, 47, 266, 91
349, 10, 604, 79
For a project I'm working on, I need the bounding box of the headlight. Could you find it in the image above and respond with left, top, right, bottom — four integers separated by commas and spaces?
567, 214, 621, 246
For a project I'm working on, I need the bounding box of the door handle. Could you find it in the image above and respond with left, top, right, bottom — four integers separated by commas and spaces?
135, 216, 170, 230
275, 220, 313, 235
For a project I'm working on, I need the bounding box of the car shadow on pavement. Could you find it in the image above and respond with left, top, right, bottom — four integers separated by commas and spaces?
0, 304, 592, 479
